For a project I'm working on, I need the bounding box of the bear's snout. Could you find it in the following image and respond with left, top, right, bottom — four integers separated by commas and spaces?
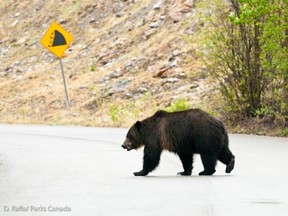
122, 138, 132, 151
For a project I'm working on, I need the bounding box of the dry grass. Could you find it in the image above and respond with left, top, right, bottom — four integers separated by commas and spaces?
0, 0, 217, 128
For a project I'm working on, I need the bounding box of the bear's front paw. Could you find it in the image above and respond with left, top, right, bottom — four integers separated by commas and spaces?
134, 170, 149, 176
177, 171, 191, 176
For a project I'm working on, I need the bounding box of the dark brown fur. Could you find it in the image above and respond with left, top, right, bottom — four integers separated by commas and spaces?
122, 109, 235, 176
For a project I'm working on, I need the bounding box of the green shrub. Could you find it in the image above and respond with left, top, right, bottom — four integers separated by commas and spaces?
165, 98, 190, 112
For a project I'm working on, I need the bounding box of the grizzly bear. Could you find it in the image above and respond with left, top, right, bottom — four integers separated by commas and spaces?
122, 109, 235, 176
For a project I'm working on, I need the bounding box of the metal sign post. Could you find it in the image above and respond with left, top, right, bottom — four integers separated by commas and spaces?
59, 58, 71, 111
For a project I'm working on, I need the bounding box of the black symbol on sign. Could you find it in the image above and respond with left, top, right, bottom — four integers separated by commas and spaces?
48, 30, 67, 47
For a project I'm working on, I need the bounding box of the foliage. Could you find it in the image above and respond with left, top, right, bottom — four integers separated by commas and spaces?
280, 127, 288, 137
108, 93, 154, 126
165, 98, 190, 112
90, 64, 96, 72
202, 0, 288, 125
109, 104, 122, 124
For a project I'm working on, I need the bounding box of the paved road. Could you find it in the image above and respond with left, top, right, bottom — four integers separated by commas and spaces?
0, 125, 287, 216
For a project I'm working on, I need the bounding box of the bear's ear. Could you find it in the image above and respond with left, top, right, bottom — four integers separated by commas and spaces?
135, 121, 142, 130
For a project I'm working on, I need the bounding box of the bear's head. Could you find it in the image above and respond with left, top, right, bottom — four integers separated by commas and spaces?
122, 121, 144, 151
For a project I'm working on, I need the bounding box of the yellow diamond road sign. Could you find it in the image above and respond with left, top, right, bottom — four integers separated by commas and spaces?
40, 22, 73, 58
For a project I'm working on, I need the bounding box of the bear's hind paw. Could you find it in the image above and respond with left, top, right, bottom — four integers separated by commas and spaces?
225, 157, 235, 173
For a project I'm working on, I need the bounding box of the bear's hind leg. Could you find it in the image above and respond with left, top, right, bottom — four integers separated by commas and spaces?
225, 156, 235, 173
218, 146, 235, 173
199, 154, 217, 176
177, 153, 193, 176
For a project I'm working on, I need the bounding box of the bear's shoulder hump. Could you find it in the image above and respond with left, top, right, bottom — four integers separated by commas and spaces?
154, 110, 167, 117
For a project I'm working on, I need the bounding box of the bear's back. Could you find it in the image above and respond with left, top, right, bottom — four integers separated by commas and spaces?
149, 109, 227, 153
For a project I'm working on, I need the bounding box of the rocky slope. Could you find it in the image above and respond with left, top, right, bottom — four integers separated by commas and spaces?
0, 0, 220, 127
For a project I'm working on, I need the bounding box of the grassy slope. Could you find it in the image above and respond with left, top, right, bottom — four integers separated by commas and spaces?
0, 0, 209, 125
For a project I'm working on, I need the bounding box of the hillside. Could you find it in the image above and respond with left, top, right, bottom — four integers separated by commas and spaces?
1, 0, 285, 136
0, 0, 216, 126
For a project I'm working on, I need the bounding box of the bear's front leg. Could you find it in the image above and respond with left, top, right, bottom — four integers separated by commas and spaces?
134, 146, 161, 176
177, 152, 193, 176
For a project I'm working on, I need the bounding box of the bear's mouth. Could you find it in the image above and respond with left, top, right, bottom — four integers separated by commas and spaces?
121, 144, 132, 151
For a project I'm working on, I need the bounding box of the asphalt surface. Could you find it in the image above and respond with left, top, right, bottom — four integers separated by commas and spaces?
0, 124, 287, 216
